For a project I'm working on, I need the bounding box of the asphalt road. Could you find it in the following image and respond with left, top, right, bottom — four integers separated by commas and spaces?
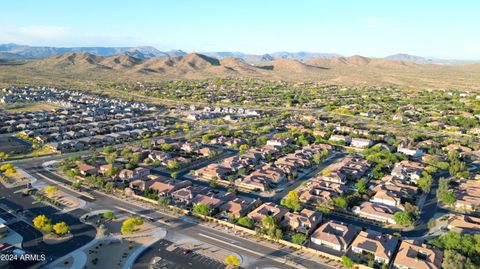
0, 184, 96, 263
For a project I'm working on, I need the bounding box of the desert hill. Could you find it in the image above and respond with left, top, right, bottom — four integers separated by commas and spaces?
1, 51, 480, 90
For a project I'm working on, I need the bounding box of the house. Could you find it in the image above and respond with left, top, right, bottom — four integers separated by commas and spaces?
266, 138, 291, 147
350, 138, 373, 149
195, 164, 232, 181
99, 163, 122, 175
282, 209, 322, 234
299, 188, 338, 205
78, 164, 98, 176
447, 214, 480, 234
181, 142, 198, 153
370, 179, 417, 207
353, 202, 399, 224
393, 240, 443, 269
307, 179, 347, 195
310, 220, 360, 251
397, 145, 424, 158
336, 156, 372, 180
247, 202, 288, 224
442, 144, 472, 155
148, 150, 173, 164
329, 135, 352, 144
320, 171, 347, 184
191, 194, 225, 209
198, 147, 214, 157
118, 167, 150, 181
454, 180, 480, 212
236, 176, 269, 192
391, 160, 425, 184
246, 164, 286, 184
171, 185, 209, 203
147, 180, 192, 196
350, 230, 399, 265
219, 198, 259, 218
275, 154, 311, 171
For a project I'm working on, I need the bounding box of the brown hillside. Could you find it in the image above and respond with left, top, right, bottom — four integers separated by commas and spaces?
2, 52, 480, 90
101, 54, 144, 69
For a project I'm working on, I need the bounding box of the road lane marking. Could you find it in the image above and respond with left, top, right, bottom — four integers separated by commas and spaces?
201, 229, 239, 244
114, 206, 172, 226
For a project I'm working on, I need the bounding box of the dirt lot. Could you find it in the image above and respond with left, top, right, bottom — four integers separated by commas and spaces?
84, 238, 148, 269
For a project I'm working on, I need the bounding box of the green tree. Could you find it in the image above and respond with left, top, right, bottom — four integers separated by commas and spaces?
237, 216, 254, 229
171, 172, 178, 179
131, 152, 143, 163
430, 232, 480, 267
102, 146, 115, 154
121, 217, 143, 235
53, 222, 69, 236
0, 152, 9, 161
105, 166, 120, 177
104, 182, 114, 193
225, 255, 240, 269
0, 163, 13, 171
161, 143, 172, 151
418, 172, 433, 193
291, 233, 307, 245
71, 181, 81, 189
167, 160, 179, 170
66, 169, 80, 179
157, 196, 171, 210
273, 228, 283, 241
121, 148, 133, 157
341, 255, 354, 268
313, 152, 322, 165
261, 216, 277, 230
33, 215, 52, 233
280, 190, 301, 211
193, 203, 212, 216
103, 211, 115, 220
239, 144, 249, 153
393, 211, 415, 226
442, 249, 475, 269
437, 178, 456, 205
355, 179, 368, 194
105, 153, 118, 164
44, 185, 58, 197
332, 196, 347, 209
316, 202, 331, 213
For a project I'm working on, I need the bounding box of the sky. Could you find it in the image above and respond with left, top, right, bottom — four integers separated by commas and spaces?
1, 0, 479, 59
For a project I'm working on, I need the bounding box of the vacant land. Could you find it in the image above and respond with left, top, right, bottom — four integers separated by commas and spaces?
0, 102, 61, 113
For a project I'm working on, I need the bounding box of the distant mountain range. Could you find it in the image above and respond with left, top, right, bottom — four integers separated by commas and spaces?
3, 43, 475, 65
0, 43, 187, 60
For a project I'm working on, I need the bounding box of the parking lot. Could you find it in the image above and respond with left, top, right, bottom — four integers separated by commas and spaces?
133, 240, 227, 269
0, 207, 16, 221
